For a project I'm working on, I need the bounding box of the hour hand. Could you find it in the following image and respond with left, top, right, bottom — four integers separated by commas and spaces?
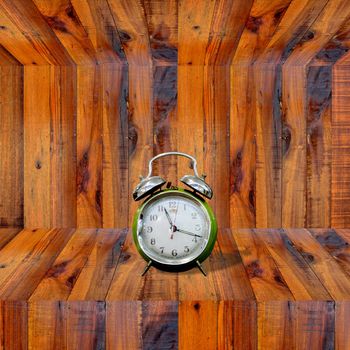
176, 228, 202, 238
164, 208, 173, 227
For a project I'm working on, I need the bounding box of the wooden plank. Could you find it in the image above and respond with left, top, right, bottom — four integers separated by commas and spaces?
0, 228, 75, 300
101, 63, 128, 228
0, 228, 19, 250
257, 229, 331, 300
0, 64, 23, 227
76, 65, 103, 227
24, 66, 51, 227
71, 0, 125, 63
127, 64, 153, 225
254, 63, 282, 227
217, 301, 257, 350
68, 229, 127, 301
309, 229, 350, 278
32, 0, 97, 65
28, 301, 67, 350
143, 0, 178, 65
230, 63, 256, 227
0, 228, 52, 288
205, 0, 253, 65
0, 6, 48, 65
306, 65, 332, 227
0, 0, 73, 65
0, 301, 3, 350
66, 301, 105, 349
335, 301, 350, 350
106, 301, 142, 349
152, 65, 177, 185
29, 229, 99, 301
50, 65, 77, 227
178, 0, 216, 65
211, 229, 255, 301
332, 56, 350, 227
2, 301, 27, 350
179, 301, 218, 350
107, 0, 151, 65
204, 65, 230, 227
142, 301, 178, 349
285, 228, 350, 300
232, 229, 294, 301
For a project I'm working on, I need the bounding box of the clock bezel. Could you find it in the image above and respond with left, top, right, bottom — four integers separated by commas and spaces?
132, 188, 218, 271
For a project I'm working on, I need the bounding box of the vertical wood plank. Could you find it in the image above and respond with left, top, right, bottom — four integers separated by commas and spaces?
106, 301, 142, 350
0, 301, 3, 350
179, 301, 218, 350
0, 64, 23, 227
28, 301, 67, 350
77, 65, 103, 227
3, 301, 27, 350
335, 301, 350, 350
24, 66, 51, 227
128, 64, 153, 225
67, 301, 105, 350
50, 65, 77, 227
204, 65, 230, 227
102, 63, 128, 228
306, 65, 332, 227
332, 57, 350, 227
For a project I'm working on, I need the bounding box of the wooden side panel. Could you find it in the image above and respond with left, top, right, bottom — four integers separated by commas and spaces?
24, 66, 51, 227
28, 301, 67, 350
336, 301, 350, 350
76, 65, 102, 227
0, 64, 23, 227
102, 63, 128, 228
332, 60, 350, 227
306, 66, 332, 227
2, 301, 27, 350
106, 301, 142, 350
66, 301, 105, 349
204, 65, 230, 227
179, 301, 218, 350
0, 228, 21, 250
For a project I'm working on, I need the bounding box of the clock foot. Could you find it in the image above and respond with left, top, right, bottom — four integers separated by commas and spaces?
196, 260, 207, 276
141, 260, 152, 276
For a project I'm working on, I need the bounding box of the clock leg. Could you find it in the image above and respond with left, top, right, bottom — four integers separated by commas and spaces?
196, 260, 207, 276
141, 260, 153, 276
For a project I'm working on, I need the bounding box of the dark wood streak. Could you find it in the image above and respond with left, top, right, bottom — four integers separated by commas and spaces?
150, 24, 177, 62
231, 150, 243, 194
77, 150, 90, 194
246, 16, 263, 34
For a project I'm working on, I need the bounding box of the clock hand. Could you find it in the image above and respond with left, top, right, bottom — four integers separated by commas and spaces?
164, 208, 173, 228
175, 228, 202, 238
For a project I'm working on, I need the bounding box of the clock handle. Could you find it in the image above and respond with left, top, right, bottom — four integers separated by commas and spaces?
146, 151, 200, 178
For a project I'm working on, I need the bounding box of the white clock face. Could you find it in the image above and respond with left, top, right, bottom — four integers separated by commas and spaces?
137, 193, 211, 265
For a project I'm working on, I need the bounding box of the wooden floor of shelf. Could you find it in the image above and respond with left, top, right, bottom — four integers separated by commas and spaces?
0, 228, 349, 349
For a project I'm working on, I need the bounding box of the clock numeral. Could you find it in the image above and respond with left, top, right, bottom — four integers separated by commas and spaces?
195, 224, 201, 231
158, 205, 164, 212
144, 226, 153, 233
150, 238, 156, 245
183, 204, 187, 211
192, 236, 198, 243
159, 247, 164, 254
184, 246, 190, 253
171, 249, 178, 257
169, 201, 177, 209
191, 212, 198, 219
150, 214, 158, 221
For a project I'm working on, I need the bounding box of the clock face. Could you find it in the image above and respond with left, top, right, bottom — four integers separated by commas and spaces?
136, 192, 212, 265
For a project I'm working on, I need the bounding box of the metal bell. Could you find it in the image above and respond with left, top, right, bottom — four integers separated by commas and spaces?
180, 175, 213, 199
132, 176, 166, 201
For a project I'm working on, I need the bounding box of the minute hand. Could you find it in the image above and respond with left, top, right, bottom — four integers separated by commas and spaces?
176, 228, 202, 238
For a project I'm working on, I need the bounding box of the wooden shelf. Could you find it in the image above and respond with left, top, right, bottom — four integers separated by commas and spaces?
0, 228, 349, 349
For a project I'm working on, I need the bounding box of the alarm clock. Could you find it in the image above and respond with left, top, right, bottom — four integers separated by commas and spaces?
132, 152, 217, 275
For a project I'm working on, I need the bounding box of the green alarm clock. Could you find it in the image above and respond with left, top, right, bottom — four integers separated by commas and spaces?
132, 152, 217, 275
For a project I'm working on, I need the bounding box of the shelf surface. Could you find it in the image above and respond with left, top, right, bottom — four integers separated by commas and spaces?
0, 228, 349, 349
